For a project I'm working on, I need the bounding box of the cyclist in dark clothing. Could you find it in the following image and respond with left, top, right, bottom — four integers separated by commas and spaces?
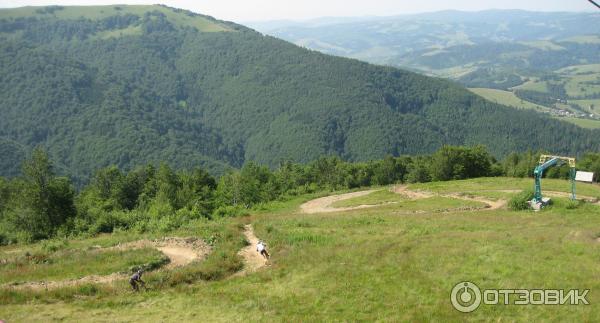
129, 269, 145, 291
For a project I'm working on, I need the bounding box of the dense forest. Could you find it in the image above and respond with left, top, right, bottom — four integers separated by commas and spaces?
0, 5, 599, 185
2, 145, 599, 244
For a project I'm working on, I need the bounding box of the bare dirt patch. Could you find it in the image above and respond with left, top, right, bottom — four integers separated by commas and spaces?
300, 190, 378, 214
392, 185, 434, 199
441, 193, 506, 210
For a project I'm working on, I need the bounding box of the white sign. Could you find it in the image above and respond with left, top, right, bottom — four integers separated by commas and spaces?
575, 171, 594, 183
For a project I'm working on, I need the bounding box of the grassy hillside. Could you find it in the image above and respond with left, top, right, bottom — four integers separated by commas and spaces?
558, 117, 600, 129
469, 87, 600, 129
468, 88, 551, 112
514, 64, 600, 99
2, 178, 600, 321
1, 5, 599, 184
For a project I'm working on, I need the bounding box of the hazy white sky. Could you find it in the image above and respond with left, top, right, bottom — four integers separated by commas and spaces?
0, 0, 596, 22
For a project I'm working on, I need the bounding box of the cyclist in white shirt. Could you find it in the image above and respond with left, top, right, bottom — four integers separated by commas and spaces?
256, 240, 270, 259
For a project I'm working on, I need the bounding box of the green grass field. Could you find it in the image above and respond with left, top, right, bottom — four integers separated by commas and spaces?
331, 189, 405, 207
557, 117, 600, 129
2, 178, 600, 321
511, 79, 549, 93
511, 64, 600, 102
408, 177, 600, 198
571, 99, 600, 113
469, 88, 551, 111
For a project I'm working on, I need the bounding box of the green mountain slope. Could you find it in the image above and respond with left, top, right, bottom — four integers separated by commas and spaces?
0, 5, 599, 183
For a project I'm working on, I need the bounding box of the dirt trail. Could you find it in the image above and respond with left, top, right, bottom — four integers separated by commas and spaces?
300, 190, 378, 214
440, 193, 505, 210
391, 185, 434, 199
233, 224, 268, 277
300, 185, 508, 215
394, 185, 506, 211
157, 246, 197, 268
2, 237, 210, 290
545, 191, 600, 205
4, 272, 130, 291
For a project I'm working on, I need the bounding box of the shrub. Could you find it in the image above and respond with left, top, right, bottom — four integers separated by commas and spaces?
41, 238, 69, 253
130, 255, 170, 272
566, 200, 583, 210
212, 205, 250, 218
509, 190, 534, 210
88, 210, 121, 234
76, 284, 99, 296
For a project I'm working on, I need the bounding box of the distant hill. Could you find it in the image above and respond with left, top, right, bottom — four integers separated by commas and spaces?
1, 5, 599, 183
249, 10, 600, 89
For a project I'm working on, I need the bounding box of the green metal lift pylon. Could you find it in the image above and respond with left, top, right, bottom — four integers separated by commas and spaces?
532, 155, 576, 204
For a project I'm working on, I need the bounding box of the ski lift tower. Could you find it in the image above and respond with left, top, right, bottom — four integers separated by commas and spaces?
531, 154, 576, 209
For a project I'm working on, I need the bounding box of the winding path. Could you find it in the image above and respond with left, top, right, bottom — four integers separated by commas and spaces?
233, 224, 268, 277
544, 191, 600, 205
2, 237, 211, 290
300, 185, 507, 214
300, 190, 378, 214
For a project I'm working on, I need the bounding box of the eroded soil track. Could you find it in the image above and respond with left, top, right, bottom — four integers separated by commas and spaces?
300, 190, 378, 214
233, 224, 268, 277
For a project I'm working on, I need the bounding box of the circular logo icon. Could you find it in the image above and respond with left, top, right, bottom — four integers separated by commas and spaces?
451, 281, 482, 313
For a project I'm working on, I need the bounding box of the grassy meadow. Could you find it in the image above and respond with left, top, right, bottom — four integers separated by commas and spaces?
558, 117, 600, 129
2, 178, 600, 321
469, 88, 551, 112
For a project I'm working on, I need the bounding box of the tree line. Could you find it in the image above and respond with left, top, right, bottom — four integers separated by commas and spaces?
1, 145, 599, 244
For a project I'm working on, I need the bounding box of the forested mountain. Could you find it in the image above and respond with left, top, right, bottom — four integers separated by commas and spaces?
1, 5, 599, 183
249, 10, 600, 88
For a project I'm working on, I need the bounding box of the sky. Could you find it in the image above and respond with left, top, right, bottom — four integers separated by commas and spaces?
0, 0, 596, 22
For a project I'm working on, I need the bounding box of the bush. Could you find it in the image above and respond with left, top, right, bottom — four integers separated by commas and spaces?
566, 200, 583, 210
130, 255, 170, 272
77, 284, 99, 296
88, 210, 123, 234
509, 190, 534, 210
212, 205, 250, 218
41, 238, 69, 253
153, 212, 186, 233
0, 223, 14, 245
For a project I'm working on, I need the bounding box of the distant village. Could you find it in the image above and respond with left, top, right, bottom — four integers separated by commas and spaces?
550, 109, 594, 119
546, 102, 598, 121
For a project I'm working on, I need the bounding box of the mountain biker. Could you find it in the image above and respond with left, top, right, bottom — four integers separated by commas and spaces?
129, 269, 146, 291
256, 240, 270, 259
